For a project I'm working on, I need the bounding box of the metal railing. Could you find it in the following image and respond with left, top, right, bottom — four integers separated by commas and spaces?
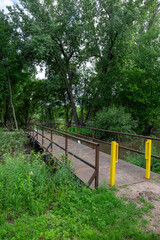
27, 123, 100, 188
39, 122, 160, 160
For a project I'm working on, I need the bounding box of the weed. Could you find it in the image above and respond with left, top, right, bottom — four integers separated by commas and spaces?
125, 145, 160, 173
0, 130, 160, 239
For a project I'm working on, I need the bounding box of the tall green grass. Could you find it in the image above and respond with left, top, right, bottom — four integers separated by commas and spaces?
125, 145, 160, 173
0, 129, 28, 157
0, 152, 55, 217
0, 130, 159, 239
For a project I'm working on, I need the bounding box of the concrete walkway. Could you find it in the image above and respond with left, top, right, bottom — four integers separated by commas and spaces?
30, 131, 159, 188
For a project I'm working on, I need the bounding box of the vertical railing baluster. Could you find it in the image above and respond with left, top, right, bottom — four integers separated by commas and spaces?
95, 144, 99, 188
42, 127, 44, 145
92, 129, 95, 141
37, 125, 38, 140
65, 133, 68, 158
92, 129, 95, 149
51, 130, 53, 152
117, 133, 120, 157
33, 124, 34, 137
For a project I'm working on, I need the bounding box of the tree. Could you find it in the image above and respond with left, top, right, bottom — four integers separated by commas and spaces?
8, 0, 90, 125
117, 2, 160, 134
0, 12, 19, 129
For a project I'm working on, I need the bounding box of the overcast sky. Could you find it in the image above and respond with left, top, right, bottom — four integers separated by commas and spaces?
0, 0, 15, 12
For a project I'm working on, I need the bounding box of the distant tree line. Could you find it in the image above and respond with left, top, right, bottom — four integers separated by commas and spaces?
0, 0, 160, 134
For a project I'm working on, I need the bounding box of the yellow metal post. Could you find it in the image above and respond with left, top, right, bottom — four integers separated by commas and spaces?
145, 139, 152, 179
110, 141, 119, 186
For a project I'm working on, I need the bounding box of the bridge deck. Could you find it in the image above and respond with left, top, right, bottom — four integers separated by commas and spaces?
31, 131, 159, 188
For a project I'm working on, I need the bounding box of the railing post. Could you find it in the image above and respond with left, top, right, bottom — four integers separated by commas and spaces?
77, 126, 79, 134
95, 144, 99, 188
33, 124, 34, 137
145, 139, 152, 179
92, 129, 95, 149
110, 141, 119, 186
65, 134, 68, 158
117, 133, 120, 145
92, 129, 95, 141
37, 125, 38, 140
51, 130, 53, 152
42, 127, 44, 145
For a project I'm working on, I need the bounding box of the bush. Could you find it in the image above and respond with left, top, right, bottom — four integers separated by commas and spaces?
93, 106, 137, 140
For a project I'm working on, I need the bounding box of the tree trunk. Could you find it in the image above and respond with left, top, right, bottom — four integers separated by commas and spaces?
80, 105, 84, 126
86, 105, 94, 122
67, 89, 79, 125
5, 65, 18, 130
4, 97, 10, 126
80, 78, 87, 126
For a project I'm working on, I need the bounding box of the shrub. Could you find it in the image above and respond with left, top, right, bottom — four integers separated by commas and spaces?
93, 106, 137, 140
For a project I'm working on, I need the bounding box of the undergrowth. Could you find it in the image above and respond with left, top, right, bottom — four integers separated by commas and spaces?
0, 130, 159, 239
0, 129, 28, 157
125, 145, 160, 173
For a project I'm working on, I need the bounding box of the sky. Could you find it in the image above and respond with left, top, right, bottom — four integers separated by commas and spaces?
0, 0, 15, 13
0, 0, 46, 79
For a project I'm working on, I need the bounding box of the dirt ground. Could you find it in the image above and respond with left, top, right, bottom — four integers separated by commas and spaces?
116, 178, 160, 233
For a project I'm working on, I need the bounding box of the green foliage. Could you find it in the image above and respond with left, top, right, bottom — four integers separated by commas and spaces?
0, 130, 159, 239
0, 130, 28, 157
0, 152, 55, 217
125, 145, 160, 173
93, 106, 137, 140
67, 126, 92, 137
0, 166, 159, 239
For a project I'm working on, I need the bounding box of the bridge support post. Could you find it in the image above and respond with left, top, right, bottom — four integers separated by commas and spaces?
145, 140, 152, 179
110, 141, 119, 186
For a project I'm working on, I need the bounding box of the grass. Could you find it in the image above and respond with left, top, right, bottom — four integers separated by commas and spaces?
125, 145, 160, 174
67, 126, 92, 137
0, 130, 160, 239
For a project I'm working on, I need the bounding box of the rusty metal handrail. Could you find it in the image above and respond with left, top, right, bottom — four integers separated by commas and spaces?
43, 122, 160, 141
27, 124, 100, 187
38, 122, 160, 160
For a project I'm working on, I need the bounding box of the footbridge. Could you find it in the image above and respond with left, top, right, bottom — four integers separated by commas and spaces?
27, 123, 160, 188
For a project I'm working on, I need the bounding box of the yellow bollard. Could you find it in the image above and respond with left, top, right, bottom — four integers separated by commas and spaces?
145, 139, 152, 179
110, 141, 119, 186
